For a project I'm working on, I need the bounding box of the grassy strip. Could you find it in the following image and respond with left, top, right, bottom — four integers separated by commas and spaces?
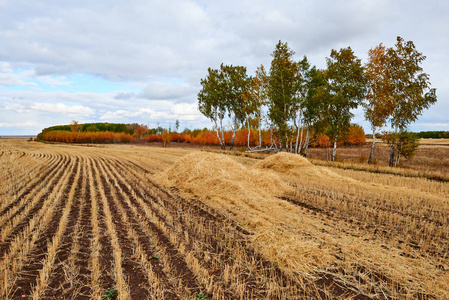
309, 159, 449, 182
202, 149, 449, 182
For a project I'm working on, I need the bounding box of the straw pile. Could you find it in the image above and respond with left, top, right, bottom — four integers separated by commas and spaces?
158, 151, 331, 274
254, 152, 354, 183
255, 152, 328, 179
255, 152, 314, 173
158, 152, 292, 202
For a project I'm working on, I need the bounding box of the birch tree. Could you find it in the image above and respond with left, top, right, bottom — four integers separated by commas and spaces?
243, 65, 268, 151
221, 64, 250, 151
198, 64, 249, 150
324, 47, 366, 161
198, 67, 227, 149
386, 37, 437, 166
268, 41, 300, 151
302, 67, 327, 156
364, 43, 393, 164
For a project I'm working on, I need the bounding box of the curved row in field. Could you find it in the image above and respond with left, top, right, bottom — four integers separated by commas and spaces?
0, 144, 320, 299
1, 140, 447, 299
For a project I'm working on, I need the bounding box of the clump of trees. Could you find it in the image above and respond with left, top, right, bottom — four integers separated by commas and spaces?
37, 120, 366, 152
364, 37, 437, 166
198, 64, 249, 150
37, 122, 147, 140
198, 37, 437, 166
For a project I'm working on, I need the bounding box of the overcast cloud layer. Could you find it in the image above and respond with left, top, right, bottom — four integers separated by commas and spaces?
1, 0, 448, 135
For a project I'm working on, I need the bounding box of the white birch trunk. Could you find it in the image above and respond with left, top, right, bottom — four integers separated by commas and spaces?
368, 129, 376, 164
331, 134, 338, 161
304, 128, 310, 157
215, 119, 224, 150
258, 114, 262, 150
247, 120, 251, 150
298, 127, 304, 154
279, 134, 282, 152
295, 126, 300, 154
220, 119, 225, 150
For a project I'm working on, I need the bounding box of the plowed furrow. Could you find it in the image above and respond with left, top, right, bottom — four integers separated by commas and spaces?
0, 156, 43, 210
0, 151, 59, 215
10, 156, 80, 298
70, 158, 94, 299
90, 190, 115, 295
91, 158, 129, 299
0, 154, 69, 256
95, 159, 151, 299
101, 161, 206, 296
294, 187, 449, 256
86, 157, 107, 299
99, 158, 182, 299
42, 156, 88, 299
115, 160, 246, 234
0, 153, 63, 229
0, 154, 76, 299
0, 156, 42, 200
112, 160, 286, 298
113, 159, 306, 298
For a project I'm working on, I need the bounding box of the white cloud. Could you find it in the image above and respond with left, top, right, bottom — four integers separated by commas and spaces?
0, 73, 37, 87
100, 107, 171, 122
0, 0, 448, 134
36, 75, 73, 86
29, 102, 93, 115
141, 82, 197, 100
170, 102, 203, 120
414, 123, 449, 128
0, 62, 12, 72
0, 121, 38, 128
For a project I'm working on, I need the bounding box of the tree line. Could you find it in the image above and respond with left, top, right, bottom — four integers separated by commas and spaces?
37, 121, 366, 148
198, 37, 437, 166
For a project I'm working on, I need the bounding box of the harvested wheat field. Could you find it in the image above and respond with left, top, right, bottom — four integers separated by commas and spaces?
1, 139, 448, 299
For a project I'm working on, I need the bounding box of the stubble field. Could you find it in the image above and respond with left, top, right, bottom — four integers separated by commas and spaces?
0, 139, 448, 299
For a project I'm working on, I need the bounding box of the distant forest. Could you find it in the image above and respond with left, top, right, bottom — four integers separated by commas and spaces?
416, 131, 449, 139
37, 122, 447, 141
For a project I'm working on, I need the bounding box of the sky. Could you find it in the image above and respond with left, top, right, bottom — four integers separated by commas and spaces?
0, 0, 448, 135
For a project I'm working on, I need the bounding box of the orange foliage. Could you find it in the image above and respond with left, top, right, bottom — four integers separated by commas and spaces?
43, 127, 365, 148
311, 133, 331, 147
147, 134, 162, 143
144, 129, 268, 148
162, 130, 172, 147
345, 125, 366, 145
43, 131, 135, 143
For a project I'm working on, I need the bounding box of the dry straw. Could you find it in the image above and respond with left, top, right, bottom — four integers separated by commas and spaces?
158, 152, 333, 276
158, 151, 449, 298
158, 151, 293, 202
